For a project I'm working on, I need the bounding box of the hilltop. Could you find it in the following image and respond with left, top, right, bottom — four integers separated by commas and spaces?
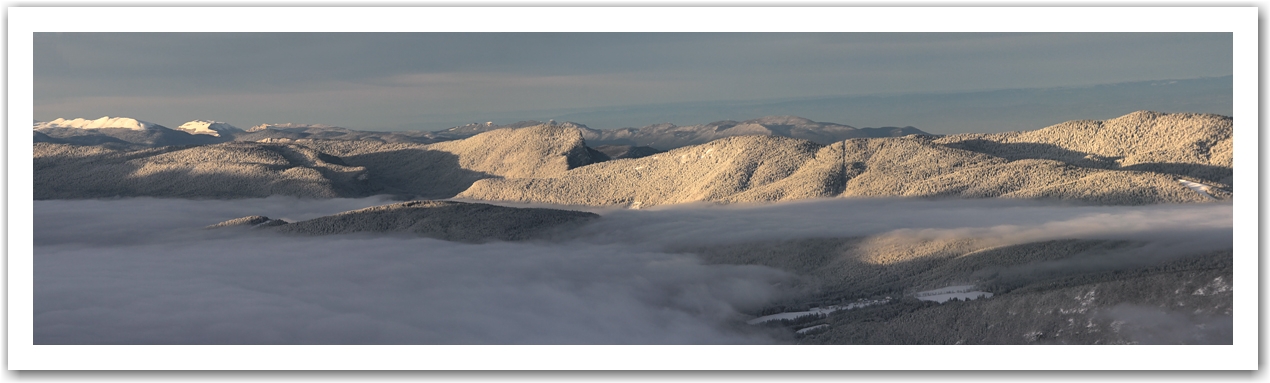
935, 111, 1232, 185
176, 120, 243, 137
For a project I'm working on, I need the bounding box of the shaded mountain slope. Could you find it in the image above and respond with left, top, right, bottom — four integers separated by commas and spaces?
807, 255, 1231, 345
299, 123, 606, 198
32, 131, 59, 144
292, 140, 491, 199
693, 235, 1227, 304
212, 200, 599, 243
204, 215, 287, 229
35, 126, 226, 148
592, 144, 663, 160
689, 229, 1230, 344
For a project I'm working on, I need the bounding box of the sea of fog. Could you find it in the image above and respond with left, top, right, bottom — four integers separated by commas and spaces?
32, 197, 1233, 344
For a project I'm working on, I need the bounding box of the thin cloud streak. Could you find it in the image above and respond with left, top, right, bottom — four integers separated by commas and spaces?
34, 33, 1232, 131
35, 71, 698, 129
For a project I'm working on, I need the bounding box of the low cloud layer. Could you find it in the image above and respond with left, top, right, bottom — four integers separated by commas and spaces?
33, 197, 1232, 344
34, 196, 398, 247
573, 198, 1231, 250
34, 198, 791, 344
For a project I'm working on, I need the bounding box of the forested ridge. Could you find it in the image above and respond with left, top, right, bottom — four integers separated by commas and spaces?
35, 111, 1232, 206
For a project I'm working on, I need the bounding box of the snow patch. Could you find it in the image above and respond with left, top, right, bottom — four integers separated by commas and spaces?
747, 299, 889, 325
177, 120, 241, 137
1023, 331, 1044, 342
795, 324, 828, 334
914, 285, 993, 303
1176, 179, 1217, 200
1192, 276, 1231, 296
34, 116, 158, 131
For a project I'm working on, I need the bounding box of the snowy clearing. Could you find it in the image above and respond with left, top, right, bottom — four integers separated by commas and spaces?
747, 299, 889, 324
1176, 179, 1217, 200
796, 324, 829, 334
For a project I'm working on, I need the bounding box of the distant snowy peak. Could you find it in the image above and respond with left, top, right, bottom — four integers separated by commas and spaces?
248, 123, 334, 132
743, 115, 820, 126
177, 120, 242, 137
437, 121, 503, 136
34, 116, 160, 131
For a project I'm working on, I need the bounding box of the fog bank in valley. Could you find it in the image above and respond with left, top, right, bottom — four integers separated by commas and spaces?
34, 197, 790, 344
571, 198, 1231, 250
33, 197, 1232, 344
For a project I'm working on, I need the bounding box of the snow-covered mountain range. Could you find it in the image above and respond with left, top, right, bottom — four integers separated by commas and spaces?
34, 114, 929, 155
33, 111, 1232, 206
34, 116, 160, 131
434, 116, 928, 150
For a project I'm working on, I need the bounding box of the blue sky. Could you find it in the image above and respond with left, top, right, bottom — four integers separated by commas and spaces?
34, 32, 1232, 132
